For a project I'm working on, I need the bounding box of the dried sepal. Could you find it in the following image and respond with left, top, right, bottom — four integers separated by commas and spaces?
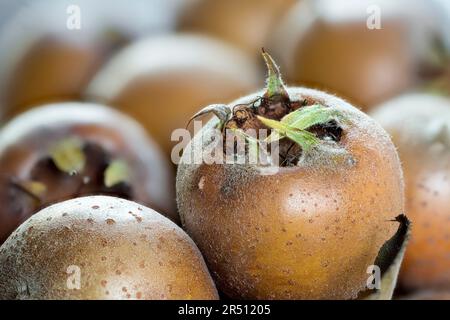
261, 49, 288, 100
360, 215, 411, 300
187, 104, 232, 131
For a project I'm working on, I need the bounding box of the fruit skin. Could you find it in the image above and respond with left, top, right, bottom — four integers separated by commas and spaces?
371, 94, 450, 291
270, 0, 446, 110
176, 0, 296, 56
0, 0, 176, 118
177, 87, 404, 299
0, 195, 218, 300
0, 102, 176, 245
85, 34, 261, 156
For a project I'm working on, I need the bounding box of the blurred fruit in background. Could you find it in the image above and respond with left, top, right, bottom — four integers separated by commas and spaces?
401, 290, 450, 300
177, 0, 297, 57
270, 0, 449, 110
435, 0, 450, 49
85, 34, 261, 156
372, 93, 450, 292
0, 0, 447, 301
0, 102, 176, 245
0, 1, 22, 29
0, 0, 191, 119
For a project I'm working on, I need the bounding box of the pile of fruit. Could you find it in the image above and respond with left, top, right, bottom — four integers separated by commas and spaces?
0, 0, 448, 300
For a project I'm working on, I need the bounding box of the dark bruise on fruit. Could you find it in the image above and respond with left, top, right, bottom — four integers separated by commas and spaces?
0, 103, 176, 244
177, 52, 406, 300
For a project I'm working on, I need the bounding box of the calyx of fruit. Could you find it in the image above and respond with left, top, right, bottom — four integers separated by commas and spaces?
12, 136, 133, 208
189, 50, 346, 166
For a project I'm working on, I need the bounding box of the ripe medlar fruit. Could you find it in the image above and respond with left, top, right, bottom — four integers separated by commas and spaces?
0, 196, 218, 300
0, 0, 176, 118
0, 102, 176, 244
85, 34, 261, 155
177, 52, 407, 299
372, 93, 450, 292
269, 0, 447, 109
177, 0, 297, 56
